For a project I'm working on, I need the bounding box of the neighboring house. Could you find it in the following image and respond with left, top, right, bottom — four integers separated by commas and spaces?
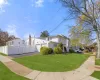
0, 35, 70, 55
7, 39, 26, 46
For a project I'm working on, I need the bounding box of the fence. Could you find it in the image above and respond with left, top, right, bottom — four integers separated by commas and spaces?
0, 46, 8, 54
0, 46, 35, 55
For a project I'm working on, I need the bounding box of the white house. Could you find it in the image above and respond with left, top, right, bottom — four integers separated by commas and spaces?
26, 35, 70, 52
0, 35, 70, 55
7, 39, 26, 46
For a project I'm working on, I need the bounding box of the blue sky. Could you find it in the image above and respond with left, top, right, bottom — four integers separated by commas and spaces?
0, 0, 76, 38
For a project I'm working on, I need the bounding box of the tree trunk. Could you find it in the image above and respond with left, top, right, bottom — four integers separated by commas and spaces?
96, 32, 100, 58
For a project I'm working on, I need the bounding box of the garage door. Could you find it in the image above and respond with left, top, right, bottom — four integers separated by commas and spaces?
36, 44, 41, 52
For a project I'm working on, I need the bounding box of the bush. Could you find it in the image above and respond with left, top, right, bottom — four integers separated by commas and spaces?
57, 43, 63, 50
83, 49, 89, 53
40, 47, 49, 55
69, 48, 75, 53
48, 48, 53, 54
54, 47, 62, 54
40, 47, 53, 55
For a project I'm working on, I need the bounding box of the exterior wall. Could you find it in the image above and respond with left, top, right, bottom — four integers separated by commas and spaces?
34, 38, 49, 52
26, 38, 48, 46
48, 42, 58, 49
7, 39, 26, 46
26, 38, 49, 52
49, 37, 59, 43
58, 37, 66, 44
34, 38, 48, 45
49, 37, 70, 52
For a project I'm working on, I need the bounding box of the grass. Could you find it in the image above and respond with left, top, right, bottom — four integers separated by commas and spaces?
91, 71, 100, 79
0, 62, 29, 80
95, 59, 100, 65
0, 52, 7, 56
14, 53, 89, 72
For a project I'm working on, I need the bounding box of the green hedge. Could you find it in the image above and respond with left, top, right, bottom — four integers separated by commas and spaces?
54, 47, 62, 54
40, 47, 53, 55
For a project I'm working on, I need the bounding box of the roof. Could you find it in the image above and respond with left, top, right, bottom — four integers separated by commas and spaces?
7, 38, 21, 42
47, 35, 69, 39
26, 35, 70, 40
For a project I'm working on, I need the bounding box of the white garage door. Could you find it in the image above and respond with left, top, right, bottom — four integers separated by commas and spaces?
36, 44, 41, 52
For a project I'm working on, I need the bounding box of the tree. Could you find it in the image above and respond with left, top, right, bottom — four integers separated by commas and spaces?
40, 30, 49, 38
0, 29, 16, 46
69, 26, 92, 47
0, 30, 9, 46
8, 35, 16, 41
60, 0, 100, 58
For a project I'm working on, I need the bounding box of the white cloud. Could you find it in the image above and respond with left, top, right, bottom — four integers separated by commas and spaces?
32, 0, 44, 8
0, 0, 9, 13
6, 24, 18, 37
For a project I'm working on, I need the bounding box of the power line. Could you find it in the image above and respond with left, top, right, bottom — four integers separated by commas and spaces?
49, 19, 66, 33
49, 14, 73, 34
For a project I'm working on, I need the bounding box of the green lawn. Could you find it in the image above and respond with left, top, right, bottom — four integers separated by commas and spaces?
0, 62, 29, 80
0, 52, 7, 56
91, 71, 100, 79
95, 59, 100, 65
14, 54, 89, 72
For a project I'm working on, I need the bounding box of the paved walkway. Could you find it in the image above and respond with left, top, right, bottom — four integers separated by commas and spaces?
0, 55, 98, 80
95, 65, 100, 71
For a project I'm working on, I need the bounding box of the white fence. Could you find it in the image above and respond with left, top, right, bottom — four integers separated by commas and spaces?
0, 46, 8, 54
0, 46, 35, 55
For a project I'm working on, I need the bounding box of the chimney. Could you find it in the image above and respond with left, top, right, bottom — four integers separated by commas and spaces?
29, 35, 31, 46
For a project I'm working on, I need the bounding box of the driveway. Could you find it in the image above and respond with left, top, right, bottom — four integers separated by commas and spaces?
9, 52, 39, 58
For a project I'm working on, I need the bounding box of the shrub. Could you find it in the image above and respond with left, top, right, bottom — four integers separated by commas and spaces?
48, 48, 53, 54
40, 47, 43, 51
57, 43, 63, 50
40, 47, 49, 55
40, 47, 53, 55
83, 49, 89, 53
69, 48, 75, 53
54, 47, 62, 54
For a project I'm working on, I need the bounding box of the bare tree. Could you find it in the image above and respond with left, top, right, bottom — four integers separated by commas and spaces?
60, 0, 100, 58
0, 29, 16, 46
